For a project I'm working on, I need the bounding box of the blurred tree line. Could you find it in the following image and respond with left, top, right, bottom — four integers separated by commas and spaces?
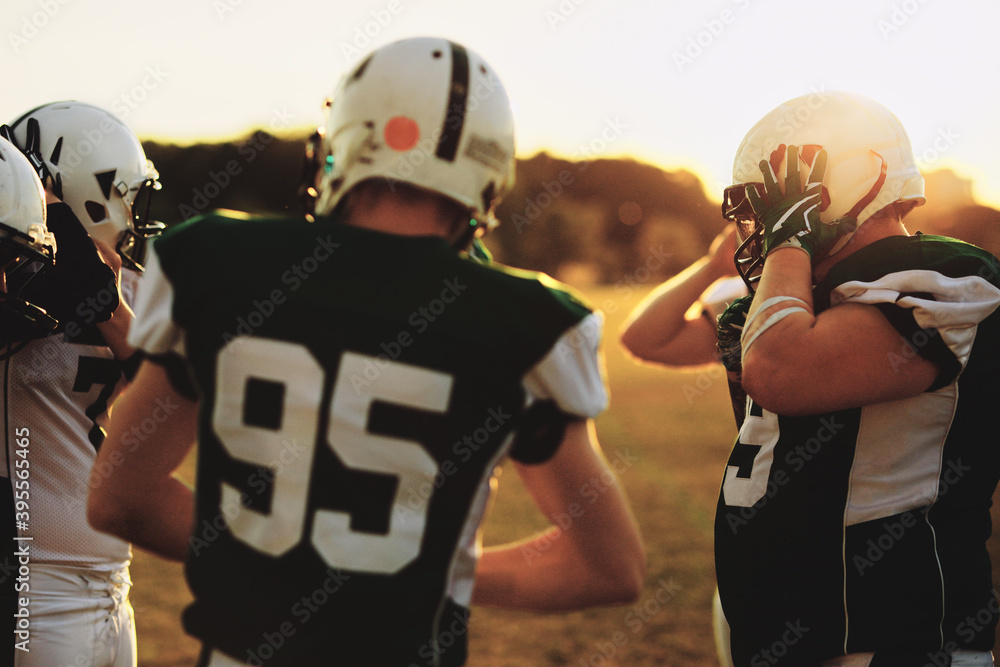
144, 131, 1000, 287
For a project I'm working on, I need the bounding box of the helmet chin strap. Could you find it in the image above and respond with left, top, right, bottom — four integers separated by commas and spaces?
815, 152, 889, 264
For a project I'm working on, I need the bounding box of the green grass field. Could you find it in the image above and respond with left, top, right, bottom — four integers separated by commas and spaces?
127, 285, 1000, 666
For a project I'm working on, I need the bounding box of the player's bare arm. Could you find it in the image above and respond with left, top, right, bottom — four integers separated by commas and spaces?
92, 237, 137, 362
471, 419, 646, 611
620, 225, 738, 366
87, 360, 197, 561
740, 244, 938, 415
735, 145, 937, 415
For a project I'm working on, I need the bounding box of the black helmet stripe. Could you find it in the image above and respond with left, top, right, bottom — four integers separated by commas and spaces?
50, 136, 63, 166
435, 41, 469, 163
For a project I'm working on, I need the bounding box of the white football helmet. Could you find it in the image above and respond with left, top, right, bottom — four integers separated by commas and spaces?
309, 37, 516, 234
0, 135, 58, 333
4, 101, 163, 271
723, 91, 925, 291
0, 135, 56, 265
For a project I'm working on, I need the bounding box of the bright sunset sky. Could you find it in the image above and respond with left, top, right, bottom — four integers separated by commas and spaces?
4, 0, 998, 206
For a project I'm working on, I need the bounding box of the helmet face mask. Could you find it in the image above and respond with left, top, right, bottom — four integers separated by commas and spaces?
722, 182, 765, 292
116, 172, 164, 271
5, 101, 163, 271
309, 38, 516, 236
725, 92, 925, 292
0, 136, 59, 336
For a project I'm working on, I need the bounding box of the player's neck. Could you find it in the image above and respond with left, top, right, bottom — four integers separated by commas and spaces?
343, 192, 461, 240
812, 213, 908, 282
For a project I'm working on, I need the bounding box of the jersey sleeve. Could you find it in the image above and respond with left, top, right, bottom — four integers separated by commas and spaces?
127, 241, 188, 360
701, 275, 749, 323
522, 310, 609, 418
832, 269, 1000, 387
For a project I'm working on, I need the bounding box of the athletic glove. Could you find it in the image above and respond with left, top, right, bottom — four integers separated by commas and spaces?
716, 295, 751, 374
717, 295, 752, 429
19, 203, 119, 328
745, 145, 856, 262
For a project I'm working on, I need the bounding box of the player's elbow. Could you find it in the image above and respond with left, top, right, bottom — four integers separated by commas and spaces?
619, 326, 678, 366
87, 487, 126, 540
619, 323, 655, 362
608, 554, 647, 604
741, 352, 819, 415
740, 352, 792, 413
591, 545, 647, 605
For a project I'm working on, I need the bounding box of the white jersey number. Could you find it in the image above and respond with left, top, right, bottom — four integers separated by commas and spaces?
722, 400, 778, 508
213, 338, 449, 574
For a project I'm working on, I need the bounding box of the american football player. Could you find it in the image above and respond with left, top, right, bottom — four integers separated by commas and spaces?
715, 91, 1000, 665
620, 226, 743, 667
0, 135, 58, 339
88, 37, 645, 667
1, 100, 163, 667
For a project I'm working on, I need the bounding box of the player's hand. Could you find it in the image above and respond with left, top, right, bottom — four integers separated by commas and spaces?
20, 203, 119, 326
92, 238, 126, 313
717, 294, 752, 429
744, 145, 856, 262
716, 294, 751, 374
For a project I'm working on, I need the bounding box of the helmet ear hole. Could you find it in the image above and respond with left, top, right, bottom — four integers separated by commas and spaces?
85, 201, 107, 223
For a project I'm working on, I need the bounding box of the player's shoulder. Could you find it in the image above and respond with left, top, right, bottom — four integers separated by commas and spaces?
466, 259, 596, 322
159, 209, 308, 243
826, 233, 999, 287
153, 209, 315, 268
908, 233, 1000, 278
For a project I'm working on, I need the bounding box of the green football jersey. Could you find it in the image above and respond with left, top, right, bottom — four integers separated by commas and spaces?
715, 234, 1000, 665
128, 211, 608, 666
